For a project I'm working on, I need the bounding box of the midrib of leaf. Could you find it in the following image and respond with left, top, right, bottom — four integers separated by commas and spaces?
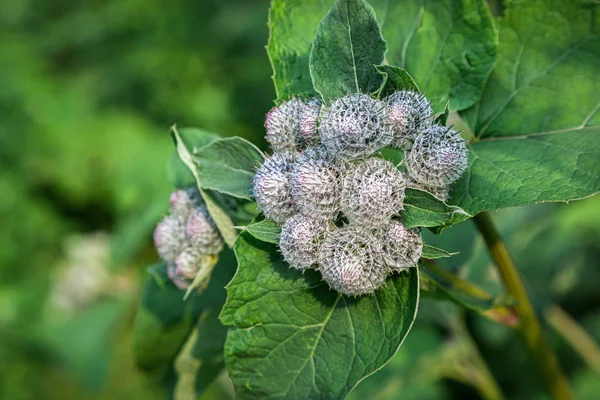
280, 295, 342, 397
476, 35, 597, 137
345, 0, 360, 93
476, 124, 600, 143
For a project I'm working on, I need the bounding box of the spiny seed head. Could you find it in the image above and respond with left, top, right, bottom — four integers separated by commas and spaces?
319, 94, 394, 160
298, 98, 322, 147
279, 215, 331, 271
185, 206, 223, 254
291, 146, 343, 220
265, 98, 322, 153
169, 187, 202, 216
265, 98, 303, 153
253, 153, 296, 224
174, 246, 207, 280
386, 91, 433, 150
341, 158, 406, 227
378, 220, 422, 271
168, 264, 192, 290
318, 225, 387, 296
153, 215, 187, 263
407, 125, 468, 188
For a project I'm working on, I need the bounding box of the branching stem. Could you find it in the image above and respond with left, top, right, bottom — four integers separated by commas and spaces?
473, 212, 573, 400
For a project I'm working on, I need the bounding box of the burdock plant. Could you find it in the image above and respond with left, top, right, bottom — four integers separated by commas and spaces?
135, 1, 599, 400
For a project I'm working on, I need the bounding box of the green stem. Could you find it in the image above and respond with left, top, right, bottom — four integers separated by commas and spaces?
473, 212, 573, 400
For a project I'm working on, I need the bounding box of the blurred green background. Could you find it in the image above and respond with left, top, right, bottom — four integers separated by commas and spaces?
1, 0, 599, 399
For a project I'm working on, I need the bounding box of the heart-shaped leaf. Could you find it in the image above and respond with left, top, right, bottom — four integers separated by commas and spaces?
453, 0, 600, 215
221, 232, 419, 399
310, 0, 387, 103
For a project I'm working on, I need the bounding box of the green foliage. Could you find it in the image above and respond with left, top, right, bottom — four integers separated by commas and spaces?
268, 0, 331, 101
381, 0, 497, 112
133, 249, 236, 398
453, 0, 600, 214
421, 245, 458, 259
192, 137, 264, 199
401, 189, 471, 231
244, 219, 281, 244
310, 0, 386, 103
221, 232, 419, 399
373, 65, 419, 97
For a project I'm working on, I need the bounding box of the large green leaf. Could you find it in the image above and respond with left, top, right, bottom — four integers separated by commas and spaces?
310, 0, 387, 103
221, 232, 419, 399
381, 0, 497, 112
192, 137, 263, 200
453, 0, 600, 215
267, 0, 331, 101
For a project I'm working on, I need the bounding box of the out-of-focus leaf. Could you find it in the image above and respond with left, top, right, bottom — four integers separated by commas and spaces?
310, 0, 386, 103
267, 0, 331, 101
172, 308, 229, 399
421, 263, 518, 327
133, 249, 236, 397
221, 232, 420, 399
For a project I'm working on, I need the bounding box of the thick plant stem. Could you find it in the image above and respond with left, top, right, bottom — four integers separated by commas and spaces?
473, 212, 573, 400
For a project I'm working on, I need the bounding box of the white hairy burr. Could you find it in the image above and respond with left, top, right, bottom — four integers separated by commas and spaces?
378, 220, 422, 271
319, 94, 393, 160
185, 206, 223, 254
290, 146, 343, 221
279, 215, 331, 271
318, 225, 387, 296
253, 153, 296, 224
406, 125, 468, 188
386, 91, 433, 150
153, 214, 187, 263
341, 158, 406, 227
